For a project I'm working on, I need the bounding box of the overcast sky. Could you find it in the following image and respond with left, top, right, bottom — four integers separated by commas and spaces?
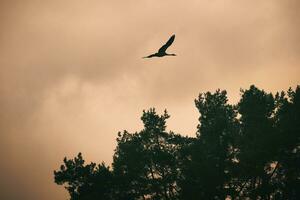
0, 0, 299, 199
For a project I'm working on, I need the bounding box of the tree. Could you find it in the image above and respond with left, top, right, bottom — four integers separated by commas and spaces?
180, 89, 238, 200
113, 108, 190, 200
54, 85, 300, 200
235, 85, 277, 199
272, 86, 300, 199
54, 153, 114, 200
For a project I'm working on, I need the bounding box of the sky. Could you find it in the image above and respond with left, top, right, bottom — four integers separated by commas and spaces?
0, 0, 299, 199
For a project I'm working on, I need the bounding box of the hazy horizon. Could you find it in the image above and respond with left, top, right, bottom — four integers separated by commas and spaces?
1, 0, 300, 199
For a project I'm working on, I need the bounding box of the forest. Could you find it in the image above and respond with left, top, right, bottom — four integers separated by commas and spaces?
54, 85, 300, 200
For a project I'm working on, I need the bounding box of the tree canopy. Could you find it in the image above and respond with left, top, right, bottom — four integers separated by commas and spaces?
54, 85, 300, 200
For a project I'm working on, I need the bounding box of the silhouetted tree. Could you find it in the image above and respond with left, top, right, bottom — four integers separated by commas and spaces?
113, 108, 190, 200
54, 85, 299, 200
235, 85, 277, 199
272, 86, 300, 199
54, 153, 114, 200
180, 89, 238, 200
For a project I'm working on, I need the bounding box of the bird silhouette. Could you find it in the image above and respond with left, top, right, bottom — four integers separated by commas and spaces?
143, 34, 176, 58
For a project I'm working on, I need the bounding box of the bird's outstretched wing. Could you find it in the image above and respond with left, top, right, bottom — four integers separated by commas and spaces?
158, 34, 175, 54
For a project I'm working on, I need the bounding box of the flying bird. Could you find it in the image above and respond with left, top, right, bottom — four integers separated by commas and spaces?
143, 34, 176, 58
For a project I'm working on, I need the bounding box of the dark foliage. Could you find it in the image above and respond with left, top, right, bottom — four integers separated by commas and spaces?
54, 85, 300, 200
